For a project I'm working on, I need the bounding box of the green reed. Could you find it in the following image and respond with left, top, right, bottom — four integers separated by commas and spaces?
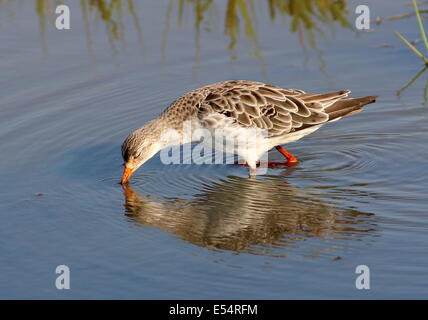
394, 0, 428, 65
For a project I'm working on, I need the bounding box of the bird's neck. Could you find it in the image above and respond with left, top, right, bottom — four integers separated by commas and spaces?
149, 116, 199, 149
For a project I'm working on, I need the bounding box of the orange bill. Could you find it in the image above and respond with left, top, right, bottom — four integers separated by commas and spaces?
121, 167, 134, 184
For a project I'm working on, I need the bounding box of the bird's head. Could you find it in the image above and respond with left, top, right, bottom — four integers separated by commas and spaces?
120, 122, 163, 184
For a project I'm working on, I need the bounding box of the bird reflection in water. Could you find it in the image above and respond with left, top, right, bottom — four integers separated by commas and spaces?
122, 177, 376, 256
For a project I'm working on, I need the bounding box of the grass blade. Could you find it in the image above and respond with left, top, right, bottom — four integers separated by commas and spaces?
412, 0, 428, 52
394, 31, 428, 64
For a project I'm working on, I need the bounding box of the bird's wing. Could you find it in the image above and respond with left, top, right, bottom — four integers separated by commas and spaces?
197, 80, 353, 137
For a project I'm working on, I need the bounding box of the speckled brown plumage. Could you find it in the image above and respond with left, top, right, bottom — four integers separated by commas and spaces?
159, 80, 377, 137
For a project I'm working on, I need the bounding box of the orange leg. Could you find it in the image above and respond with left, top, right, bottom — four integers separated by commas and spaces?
275, 145, 299, 165
240, 147, 298, 168
239, 146, 298, 168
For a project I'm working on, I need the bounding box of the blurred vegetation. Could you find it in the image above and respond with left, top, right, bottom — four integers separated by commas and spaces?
0, 0, 350, 58
3, 0, 144, 56
166, 0, 350, 55
266, 0, 350, 47
160, 0, 350, 80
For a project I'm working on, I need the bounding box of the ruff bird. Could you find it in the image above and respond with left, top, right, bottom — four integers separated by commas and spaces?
121, 80, 377, 183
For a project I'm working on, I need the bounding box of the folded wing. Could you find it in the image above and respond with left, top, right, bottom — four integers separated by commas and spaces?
197, 80, 377, 137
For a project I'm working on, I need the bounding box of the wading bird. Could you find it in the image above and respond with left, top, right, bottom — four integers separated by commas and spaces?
121, 80, 377, 184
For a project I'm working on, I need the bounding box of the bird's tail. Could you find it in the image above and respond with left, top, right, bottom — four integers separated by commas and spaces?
325, 95, 378, 121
